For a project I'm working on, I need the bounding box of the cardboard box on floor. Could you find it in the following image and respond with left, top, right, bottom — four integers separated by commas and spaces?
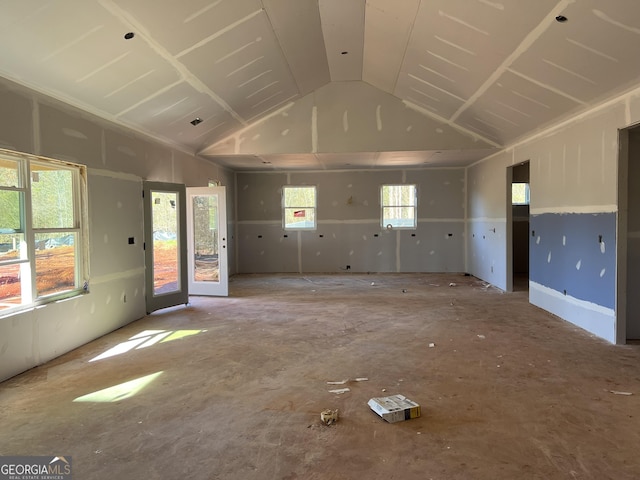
368, 394, 421, 423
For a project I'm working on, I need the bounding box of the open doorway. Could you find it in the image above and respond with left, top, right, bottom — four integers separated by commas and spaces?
509, 162, 530, 292
618, 126, 640, 343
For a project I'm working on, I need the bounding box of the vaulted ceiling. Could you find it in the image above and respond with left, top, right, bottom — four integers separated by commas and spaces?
1, 0, 639, 170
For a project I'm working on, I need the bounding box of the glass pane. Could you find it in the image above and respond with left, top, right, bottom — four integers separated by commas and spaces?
284, 186, 315, 208
382, 185, 416, 207
35, 232, 76, 297
152, 191, 180, 295
284, 208, 315, 229
383, 207, 416, 228
512, 183, 530, 205
0, 263, 21, 310
0, 233, 26, 260
192, 195, 219, 283
0, 157, 19, 187
0, 190, 22, 231
31, 164, 74, 229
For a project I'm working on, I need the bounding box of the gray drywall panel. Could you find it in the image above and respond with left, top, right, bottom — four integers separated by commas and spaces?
39, 104, 102, 165
88, 173, 144, 278
467, 151, 510, 219
236, 172, 287, 222
467, 219, 508, 290
406, 169, 465, 219
104, 129, 172, 178
0, 270, 146, 383
399, 222, 465, 272
514, 104, 624, 210
300, 223, 396, 272
237, 94, 315, 155
237, 223, 298, 272
530, 212, 615, 309
314, 81, 491, 154
630, 91, 640, 126
214, 81, 495, 155
291, 170, 400, 221
0, 82, 33, 153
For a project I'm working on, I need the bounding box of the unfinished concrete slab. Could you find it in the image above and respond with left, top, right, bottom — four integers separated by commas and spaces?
1, 274, 639, 479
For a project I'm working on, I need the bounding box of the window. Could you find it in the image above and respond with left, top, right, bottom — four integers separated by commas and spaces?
512, 183, 530, 205
381, 184, 417, 229
0, 150, 88, 314
282, 185, 316, 230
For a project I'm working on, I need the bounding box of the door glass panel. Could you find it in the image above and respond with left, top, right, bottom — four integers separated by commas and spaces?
152, 191, 180, 295
192, 194, 219, 283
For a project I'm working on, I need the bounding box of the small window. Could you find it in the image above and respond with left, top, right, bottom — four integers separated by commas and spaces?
381, 184, 417, 229
512, 183, 530, 205
283, 186, 316, 230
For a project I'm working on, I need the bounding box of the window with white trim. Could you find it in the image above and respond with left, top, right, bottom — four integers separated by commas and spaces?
0, 150, 88, 314
282, 185, 316, 230
381, 184, 417, 229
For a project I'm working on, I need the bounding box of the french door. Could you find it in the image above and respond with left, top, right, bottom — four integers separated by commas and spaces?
186, 187, 228, 296
143, 181, 188, 314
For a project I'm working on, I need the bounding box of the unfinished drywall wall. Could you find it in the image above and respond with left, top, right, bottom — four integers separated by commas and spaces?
0, 77, 233, 382
467, 151, 510, 289
236, 168, 465, 273
205, 81, 496, 156
467, 95, 627, 342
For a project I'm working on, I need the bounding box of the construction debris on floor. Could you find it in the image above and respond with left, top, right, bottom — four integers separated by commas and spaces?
368, 394, 422, 423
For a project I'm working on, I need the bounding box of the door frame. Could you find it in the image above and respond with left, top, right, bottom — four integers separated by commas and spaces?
186, 186, 228, 296
143, 181, 188, 314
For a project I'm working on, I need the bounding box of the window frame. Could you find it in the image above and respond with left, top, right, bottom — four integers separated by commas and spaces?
282, 185, 317, 231
0, 149, 89, 316
380, 184, 418, 230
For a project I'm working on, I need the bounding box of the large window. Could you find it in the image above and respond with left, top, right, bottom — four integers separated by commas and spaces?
381, 184, 417, 229
0, 150, 88, 313
282, 185, 316, 230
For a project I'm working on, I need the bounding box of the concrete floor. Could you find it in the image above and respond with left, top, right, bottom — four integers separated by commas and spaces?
1, 273, 639, 479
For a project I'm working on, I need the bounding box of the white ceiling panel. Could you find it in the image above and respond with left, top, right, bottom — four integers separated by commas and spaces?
263, 0, 331, 96
362, 0, 420, 93
0, 1, 180, 116
319, 0, 365, 81
396, 0, 558, 108
395, 74, 466, 120
119, 82, 242, 151
510, 0, 640, 105
179, 10, 300, 121
455, 70, 582, 145
109, 0, 263, 57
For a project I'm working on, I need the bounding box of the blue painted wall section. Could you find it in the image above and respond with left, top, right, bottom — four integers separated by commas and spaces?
530, 213, 616, 310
